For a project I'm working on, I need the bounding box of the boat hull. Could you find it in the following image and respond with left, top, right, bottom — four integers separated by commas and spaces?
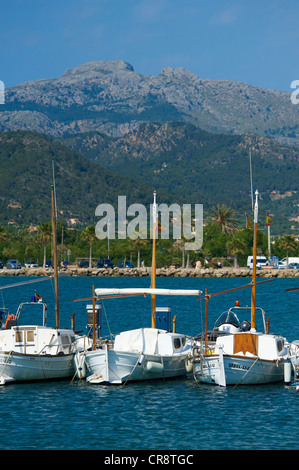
0, 352, 75, 385
80, 348, 189, 384
194, 354, 285, 386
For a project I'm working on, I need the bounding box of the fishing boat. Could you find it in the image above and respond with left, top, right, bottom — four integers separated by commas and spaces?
74, 192, 200, 385
0, 300, 77, 385
0, 186, 77, 385
284, 287, 299, 389
192, 190, 291, 386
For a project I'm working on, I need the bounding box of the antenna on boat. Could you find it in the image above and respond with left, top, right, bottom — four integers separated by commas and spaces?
151, 191, 157, 328
251, 189, 259, 330
51, 185, 59, 329
249, 149, 254, 212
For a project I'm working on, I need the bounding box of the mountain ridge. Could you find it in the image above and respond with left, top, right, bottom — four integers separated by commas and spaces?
1, 60, 298, 146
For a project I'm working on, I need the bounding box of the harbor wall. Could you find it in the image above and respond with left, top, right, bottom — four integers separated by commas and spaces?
0, 267, 298, 278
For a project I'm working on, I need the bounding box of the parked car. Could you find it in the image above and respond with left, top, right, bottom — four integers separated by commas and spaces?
97, 258, 114, 269
25, 261, 39, 268
118, 260, 135, 268
0, 261, 3, 269
278, 261, 285, 269
45, 260, 54, 268
288, 263, 299, 269
247, 256, 268, 269
79, 261, 89, 268
280, 257, 299, 267
6, 259, 21, 269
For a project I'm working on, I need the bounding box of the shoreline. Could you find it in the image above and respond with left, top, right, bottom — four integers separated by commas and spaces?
0, 266, 299, 278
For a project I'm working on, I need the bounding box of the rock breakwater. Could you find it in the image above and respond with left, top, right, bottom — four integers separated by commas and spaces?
1, 267, 299, 278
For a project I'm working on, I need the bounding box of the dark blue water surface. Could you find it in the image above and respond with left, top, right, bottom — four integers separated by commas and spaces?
0, 275, 298, 450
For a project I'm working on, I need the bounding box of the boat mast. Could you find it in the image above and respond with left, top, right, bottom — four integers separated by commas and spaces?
151, 191, 157, 328
251, 189, 258, 330
92, 285, 96, 350
51, 185, 59, 328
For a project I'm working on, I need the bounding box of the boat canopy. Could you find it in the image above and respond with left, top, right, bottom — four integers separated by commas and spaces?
114, 328, 159, 354
95, 288, 202, 297
214, 311, 241, 329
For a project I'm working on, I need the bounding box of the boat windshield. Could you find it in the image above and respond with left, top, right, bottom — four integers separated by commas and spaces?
214, 311, 240, 329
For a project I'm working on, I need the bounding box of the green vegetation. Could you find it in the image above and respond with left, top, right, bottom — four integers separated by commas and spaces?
61, 122, 299, 235
0, 126, 298, 250
0, 214, 297, 269
0, 130, 155, 227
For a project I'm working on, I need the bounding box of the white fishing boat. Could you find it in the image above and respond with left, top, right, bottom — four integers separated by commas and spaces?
192, 302, 289, 386
284, 287, 299, 389
0, 185, 78, 385
74, 193, 200, 385
76, 288, 200, 385
84, 330, 190, 384
0, 300, 76, 385
192, 190, 291, 387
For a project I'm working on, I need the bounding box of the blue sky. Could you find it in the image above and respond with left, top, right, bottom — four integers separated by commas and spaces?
0, 0, 298, 91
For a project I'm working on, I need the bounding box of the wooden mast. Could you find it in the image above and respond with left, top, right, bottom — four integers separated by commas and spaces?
204, 288, 210, 350
51, 185, 59, 329
251, 189, 259, 330
92, 285, 96, 350
151, 191, 157, 328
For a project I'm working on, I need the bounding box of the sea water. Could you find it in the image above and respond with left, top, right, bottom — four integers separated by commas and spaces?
0, 275, 298, 451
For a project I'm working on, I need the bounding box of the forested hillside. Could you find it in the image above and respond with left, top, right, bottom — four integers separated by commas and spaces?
61, 122, 299, 235
0, 131, 154, 226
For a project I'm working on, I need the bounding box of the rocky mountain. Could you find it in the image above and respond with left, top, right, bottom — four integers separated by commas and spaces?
1, 60, 299, 146
61, 122, 299, 235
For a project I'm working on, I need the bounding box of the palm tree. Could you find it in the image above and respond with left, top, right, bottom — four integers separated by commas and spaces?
208, 204, 239, 234
37, 222, 52, 268
81, 226, 97, 268
131, 237, 148, 268
279, 235, 298, 268
226, 238, 246, 268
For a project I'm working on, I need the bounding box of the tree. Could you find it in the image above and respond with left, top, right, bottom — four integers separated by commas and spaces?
226, 238, 246, 268
0, 226, 8, 242
37, 222, 51, 268
81, 226, 97, 268
208, 204, 239, 234
278, 235, 298, 267
131, 237, 149, 268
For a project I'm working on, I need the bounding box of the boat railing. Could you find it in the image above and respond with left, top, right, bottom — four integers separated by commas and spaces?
15, 302, 48, 327
214, 306, 267, 333
37, 337, 76, 356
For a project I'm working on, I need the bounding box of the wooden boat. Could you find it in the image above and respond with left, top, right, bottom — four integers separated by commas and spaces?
192, 190, 291, 386
0, 186, 77, 385
74, 192, 200, 384
0, 300, 76, 385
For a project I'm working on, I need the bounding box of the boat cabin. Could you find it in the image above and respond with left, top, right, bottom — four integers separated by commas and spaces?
114, 328, 189, 356
215, 332, 287, 360
0, 325, 76, 355
0, 301, 76, 356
